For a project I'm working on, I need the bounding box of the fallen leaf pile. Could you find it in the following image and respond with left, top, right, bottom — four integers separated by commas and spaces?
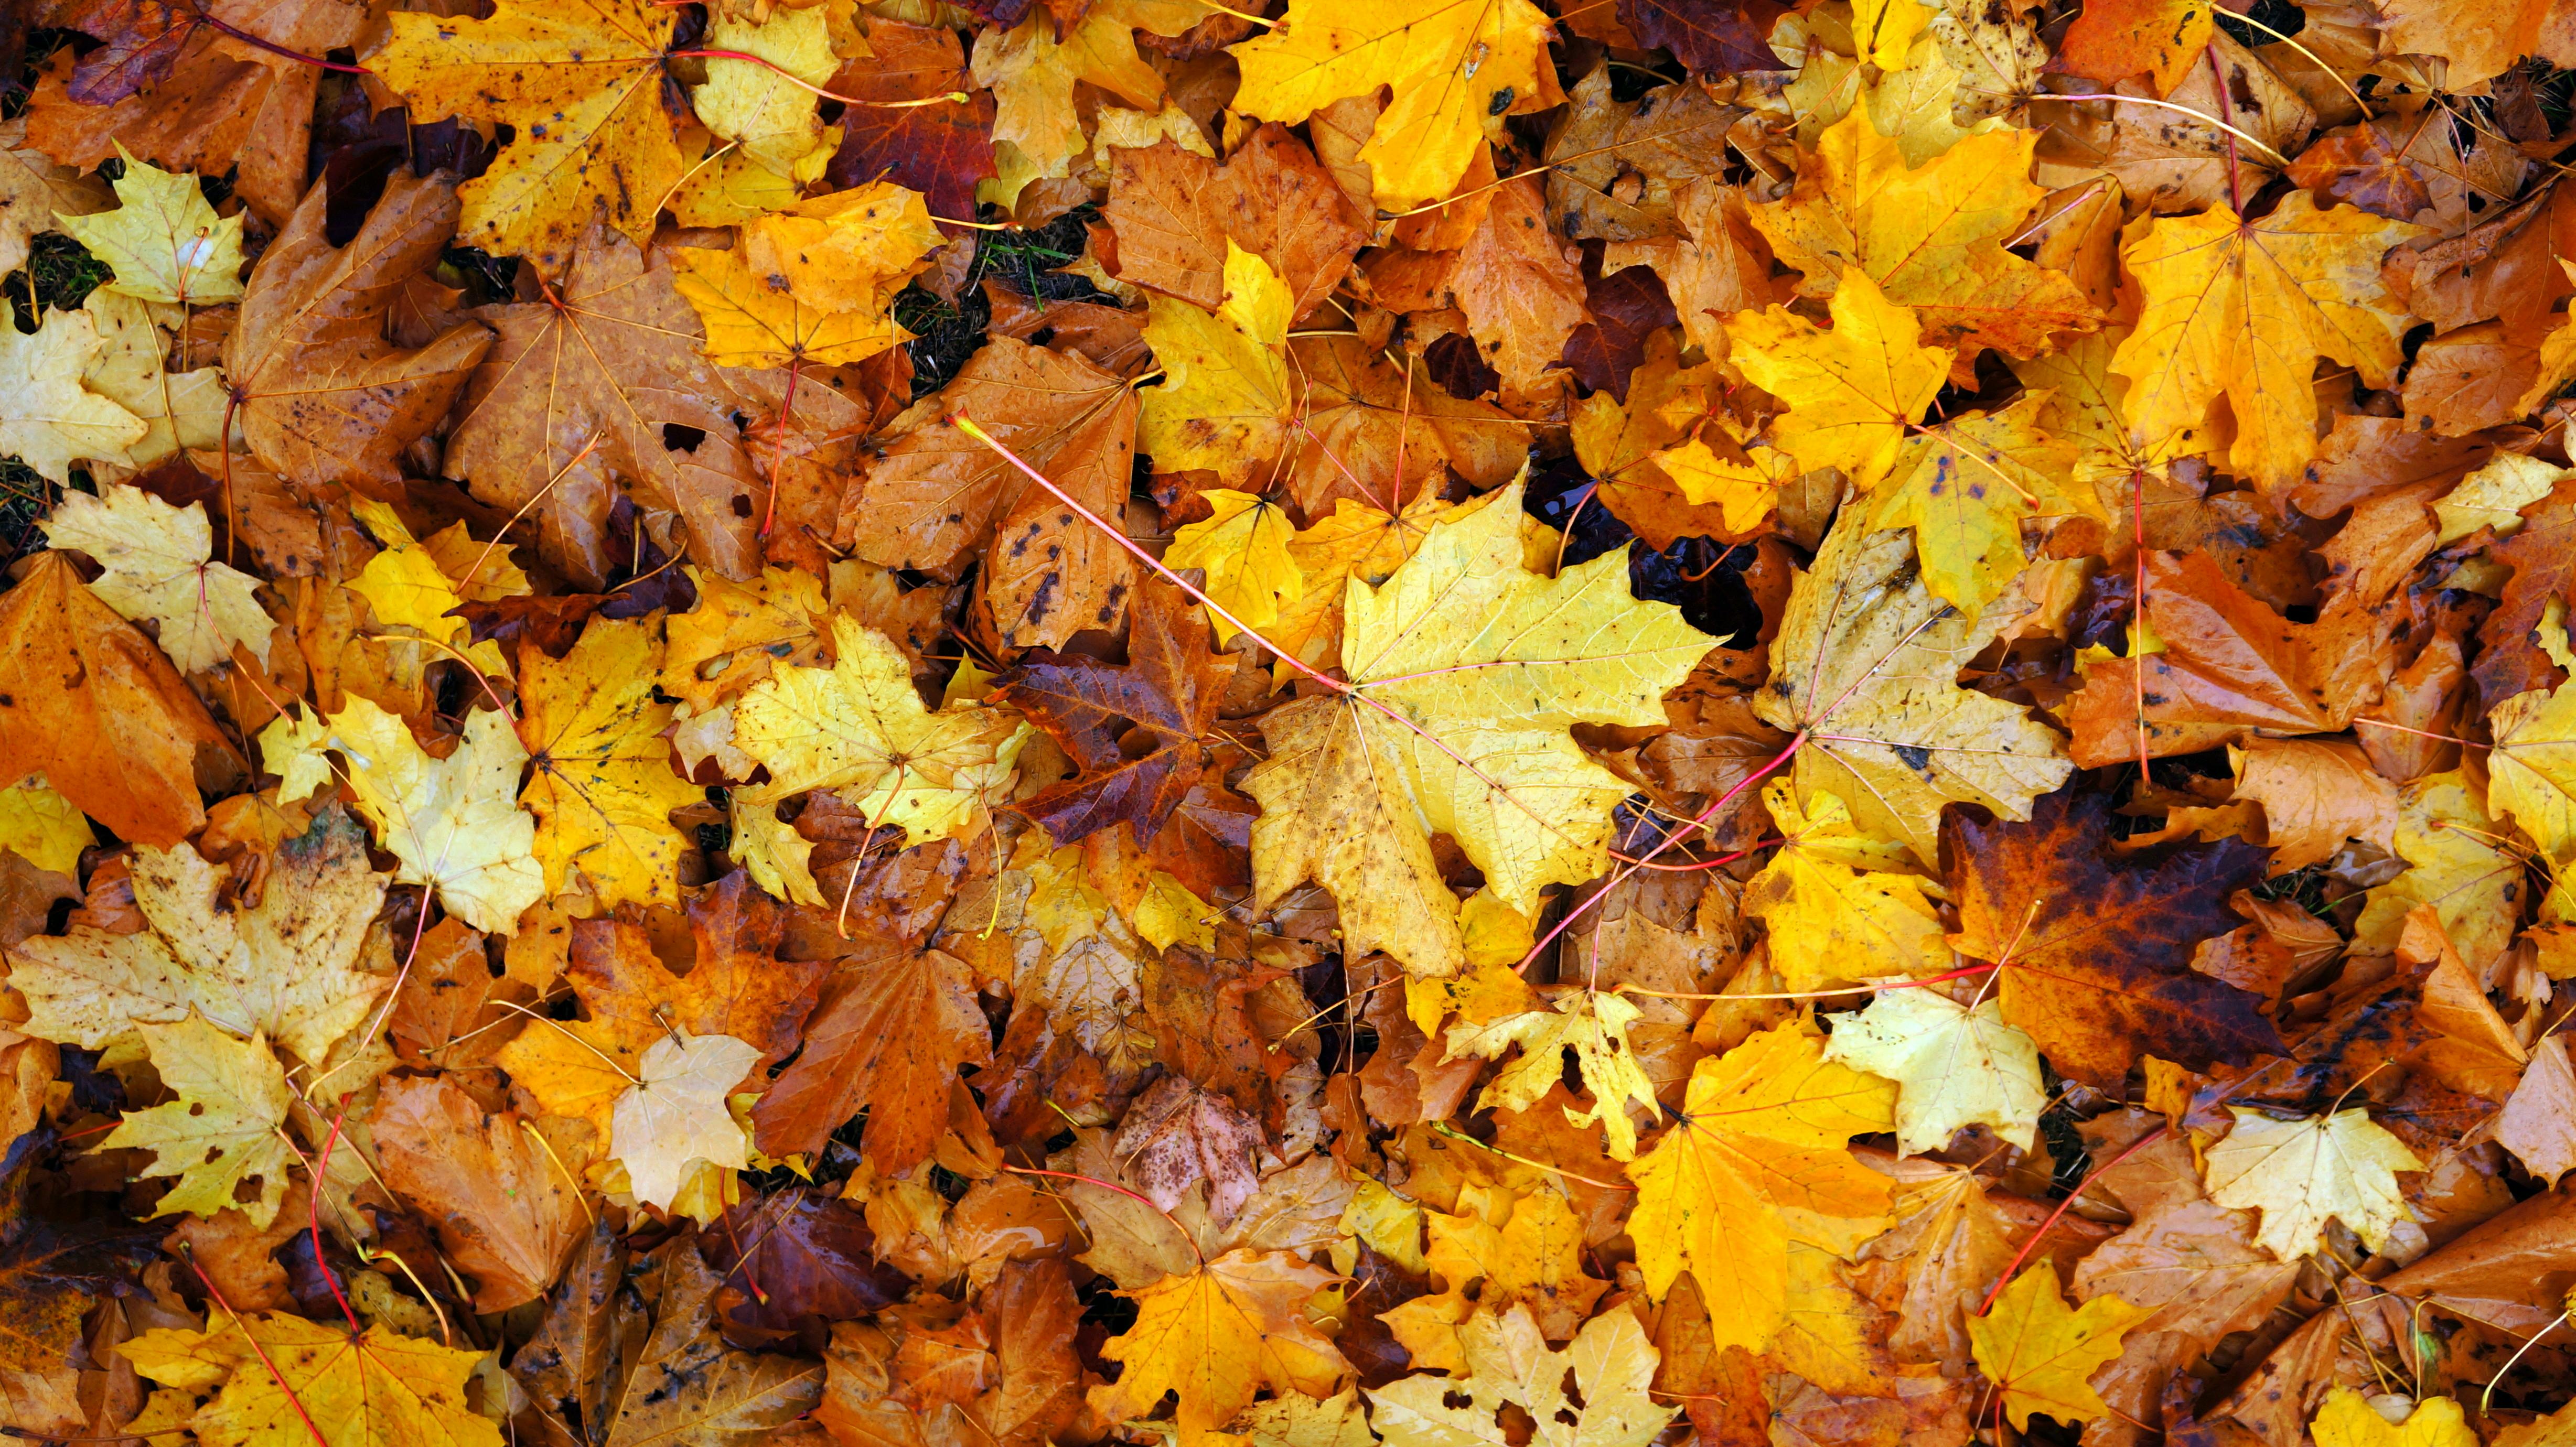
14, 0, 2576, 1444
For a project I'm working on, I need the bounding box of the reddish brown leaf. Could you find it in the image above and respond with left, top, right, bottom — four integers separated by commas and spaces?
705, 1187, 911, 1348
1001, 576, 1229, 849
752, 946, 994, 1170
1944, 786, 2282, 1090
371, 1074, 584, 1313
822, 22, 997, 237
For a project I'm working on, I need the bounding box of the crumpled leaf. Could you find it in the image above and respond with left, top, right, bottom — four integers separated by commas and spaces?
1442, 990, 1660, 1160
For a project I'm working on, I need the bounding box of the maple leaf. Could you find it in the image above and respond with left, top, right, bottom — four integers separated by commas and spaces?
370, 0, 682, 274
2313, 1387, 2480, 1447
752, 945, 994, 1170
1625, 1022, 1895, 1349
1731, 268, 1951, 493
0, 553, 227, 848
78, 291, 232, 469
660, 564, 829, 715
124, 1312, 502, 1447
2201, 1107, 2424, 1261
1867, 393, 2089, 613
370, 1074, 583, 1312
846, 335, 1139, 650
0, 117, 110, 277
2111, 196, 2432, 494
1229, 0, 1554, 211
691, 5, 838, 176
223, 170, 495, 495
673, 244, 915, 370
734, 615, 1032, 847
38, 482, 270, 673
1089, 1247, 1350, 1442
613, 1031, 763, 1212
1165, 490, 1304, 645
1002, 575, 1230, 852
1614, 0, 1782, 77
1454, 174, 1591, 393
55, 147, 242, 306
444, 226, 767, 589
1102, 125, 1367, 321
2053, 0, 2210, 90
1753, 109, 2099, 360
0, 307, 147, 483
1945, 786, 2282, 1089
1246, 480, 1709, 978
1742, 780, 1947, 992
265, 698, 545, 935
1753, 517, 2071, 862
1967, 1264, 2148, 1431
2488, 682, 2576, 863
516, 616, 703, 909
1139, 242, 1295, 485
0, 779, 91, 880
1407, 1184, 1608, 1340
1823, 988, 2046, 1154
823, 20, 995, 227
1369, 1303, 1676, 1447
8, 803, 387, 1062
1442, 990, 1661, 1160
98, 1014, 294, 1226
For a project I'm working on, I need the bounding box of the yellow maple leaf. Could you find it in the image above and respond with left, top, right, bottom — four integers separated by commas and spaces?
1264, 481, 1458, 686
1165, 489, 1305, 645
1410, 1185, 1606, 1340
517, 617, 704, 908
2352, 770, 2521, 974
346, 499, 509, 676
1867, 392, 2088, 613
672, 245, 913, 369
1230, 0, 1553, 210
691, 5, 837, 176
1851, 0, 1934, 68
2201, 1107, 2423, 1261
0, 775, 90, 879
741, 183, 944, 314
39, 482, 270, 673
1967, 1264, 2148, 1431
2110, 195, 2432, 494
8, 806, 389, 1062
1442, 990, 1660, 1160
264, 698, 545, 934
1139, 243, 1295, 488
1742, 779, 1948, 992
975, 7, 1168, 185
1753, 109, 2098, 360
1368, 1305, 1673, 1447
371, 0, 685, 275
610, 1032, 763, 1212
1089, 1248, 1350, 1442
1243, 480, 1708, 978
0, 307, 147, 484
79, 291, 233, 469
2313, 1388, 2480, 1447
1757, 516, 2071, 862
732, 616, 1032, 846
123, 1313, 501, 1447
661, 564, 830, 715
56, 146, 244, 307
1730, 268, 1952, 493
1624, 1022, 1896, 1351
2488, 682, 2576, 863
418, 522, 532, 605
99, 1015, 294, 1227
1823, 987, 2046, 1153
1655, 431, 1796, 535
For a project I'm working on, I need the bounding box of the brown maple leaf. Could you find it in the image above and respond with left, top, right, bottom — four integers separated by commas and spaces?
1944, 786, 2282, 1090
751, 944, 993, 1171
